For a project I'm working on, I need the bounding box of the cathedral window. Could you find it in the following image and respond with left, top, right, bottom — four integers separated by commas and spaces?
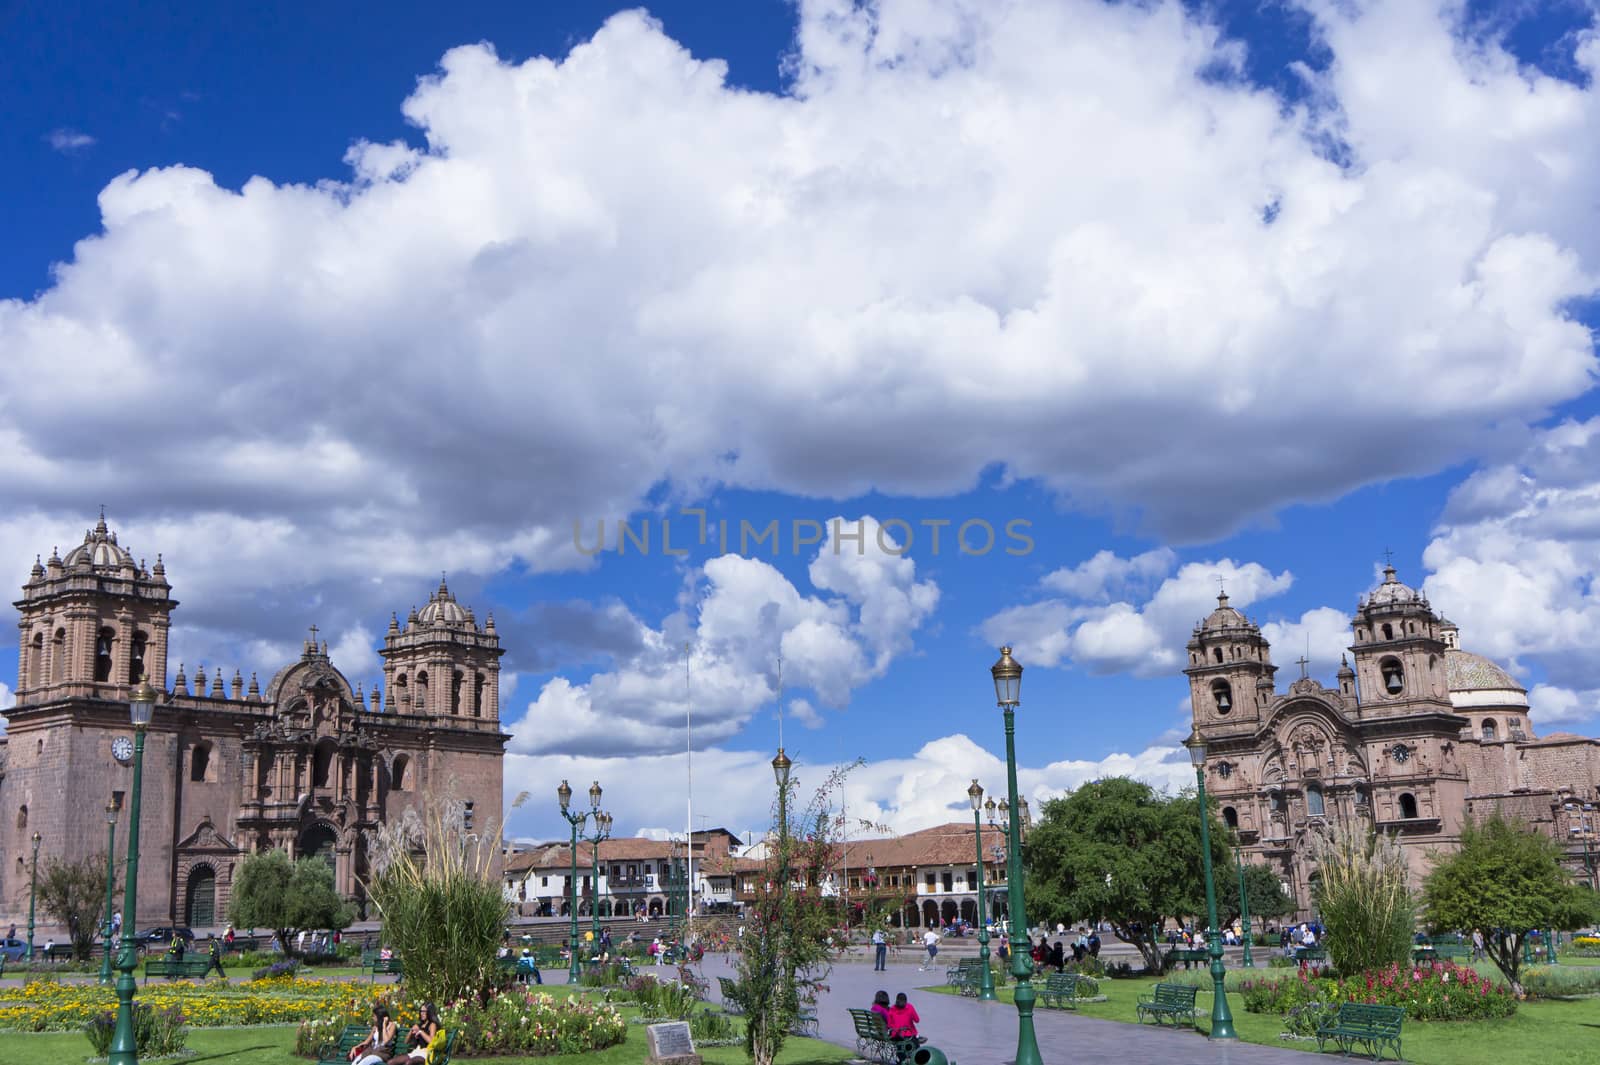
391, 754, 410, 792
1211, 680, 1233, 715
1213, 647, 1223, 663
452, 670, 464, 715
1380, 657, 1404, 695
28, 632, 43, 687
1222, 806, 1239, 830
191, 742, 213, 783
1354, 784, 1370, 808
129, 632, 147, 684
94, 627, 116, 682
1306, 783, 1326, 816
1398, 793, 1419, 819
474, 673, 486, 717
1268, 790, 1286, 815
1381, 623, 1394, 641
1481, 719, 1498, 741
416, 671, 429, 712
52, 628, 66, 683
312, 739, 336, 789
16, 804, 27, 831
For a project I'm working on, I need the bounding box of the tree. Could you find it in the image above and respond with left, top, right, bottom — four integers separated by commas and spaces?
228, 849, 354, 959
39, 853, 116, 960
729, 764, 849, 1065
1307, 823, 1414, 975
366, 797, 510, 1005
1220, 860, 1295, 926
1423, 813, 1598, 997
1023, 777, 1227, 972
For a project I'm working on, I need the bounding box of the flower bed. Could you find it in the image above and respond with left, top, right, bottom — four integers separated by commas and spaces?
297, 990, 627, 1058
0, 976, 384, 1032
1241, 961, 1517, 1024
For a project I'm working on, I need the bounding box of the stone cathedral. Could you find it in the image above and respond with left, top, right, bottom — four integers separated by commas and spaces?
0, 516, 508, 928
1188, 565, 1600, 919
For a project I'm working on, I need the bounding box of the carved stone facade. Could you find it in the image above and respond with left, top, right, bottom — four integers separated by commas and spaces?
1188, 566, 1600, 919
0, 516, 508, 928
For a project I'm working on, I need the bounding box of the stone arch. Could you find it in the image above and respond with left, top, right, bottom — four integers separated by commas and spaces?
298, 822, 338, 868
94, 626, 116, 682
129, 630, 148, 684
51, 627, 66, 683
922, 900, 938, 927
312, 737, 337, 789
648, 897, 663, 917
1399, 793, 1419, 820
27, 631, 43, 689
903, 902, 920, 928
960, 899, 977, 923
940, 900, 958, 924
391, 753, 410, 792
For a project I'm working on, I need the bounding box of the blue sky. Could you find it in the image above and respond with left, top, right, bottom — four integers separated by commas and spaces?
3, 1, 1599, 843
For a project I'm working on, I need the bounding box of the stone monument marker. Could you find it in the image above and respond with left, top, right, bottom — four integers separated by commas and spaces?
646, 1020, 701, 1065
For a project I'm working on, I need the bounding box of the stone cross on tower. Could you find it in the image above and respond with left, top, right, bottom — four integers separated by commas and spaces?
1296, 654, 1310, 679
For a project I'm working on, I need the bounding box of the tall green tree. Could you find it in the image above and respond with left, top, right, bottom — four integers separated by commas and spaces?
729, 764, 850, 1065
1220, 860, 1295, 925
228, 849, 354, 959
39, 853, 116, 960
1023, 777, 1227, 972
1423, 813, 1599, 997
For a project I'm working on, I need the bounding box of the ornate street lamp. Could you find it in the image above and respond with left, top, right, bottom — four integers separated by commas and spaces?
110, 677, 157, 1065
772, 748, 791, 846
99, 797, 122, 985
990, 646, 1042, 1065
1234, 842, 1254, 968
967, 779, 998, 1001
589, 810, 612, 945
27, 831, 42, 961
557, 780, 610, 979
1185, 732, 1238, 1041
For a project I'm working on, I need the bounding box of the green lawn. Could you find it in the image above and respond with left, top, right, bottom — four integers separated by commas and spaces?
928, 971, 1600, 1065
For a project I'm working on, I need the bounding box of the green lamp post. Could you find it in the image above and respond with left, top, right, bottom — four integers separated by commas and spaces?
966, 779, 998, 1001
26, 831, 42, 961
1185, 731, 1238, 1041
772, 747, 791, 862
558, 780, 606, 981
1234, 843, 1254, 968
99, 798, 122, 985
110, 677, 157, 1065
991, 647, 1043, 1065
588, 807, 613, 945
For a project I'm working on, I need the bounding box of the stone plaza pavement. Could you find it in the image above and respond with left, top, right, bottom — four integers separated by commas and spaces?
569, 952, 1317, 1065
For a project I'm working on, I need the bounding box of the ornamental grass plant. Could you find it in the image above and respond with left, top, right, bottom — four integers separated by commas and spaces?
365, 796, 511, 1006
1307, 822, 1415, 976
82, 1001, 188, 1058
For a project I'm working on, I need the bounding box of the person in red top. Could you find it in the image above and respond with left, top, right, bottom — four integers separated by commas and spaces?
887, 992, 921, 1042
870, 990, 892, 1026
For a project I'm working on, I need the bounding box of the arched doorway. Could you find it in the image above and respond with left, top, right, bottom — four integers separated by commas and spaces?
960, 899, 976, 923
922, 900, 938, 927
299, 824, 337, 869
940, 900, 959, 924
186, 866, 216, 927
648, 898, 663, 917
903, 903, 919, 928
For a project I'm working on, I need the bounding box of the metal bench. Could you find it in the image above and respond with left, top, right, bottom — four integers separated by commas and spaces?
946, 956, 983, 996
1296, 946, 1329, 965
44, 943, 76, 962
1315, 1002, 1404, 1061
364, 955, 404, 981
1038, 971, 1093, 1009
142, 956, 213, 984
313, 1023, 369, 1065
677, 964, 709, 999
846, 1008, 917, 1064
1166, 947, 1208, 970
718, 976, 744, 1015
1136, 982, 1199, 1028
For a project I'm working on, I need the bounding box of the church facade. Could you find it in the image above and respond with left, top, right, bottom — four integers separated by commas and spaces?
1, 516, 508, 929
1188, 565, 1600, 919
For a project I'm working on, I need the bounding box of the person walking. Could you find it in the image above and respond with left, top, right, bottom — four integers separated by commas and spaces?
205, 934, 227, 979
919, 927, 939, 971
872, 927, 887, 971
169, 932, 186, 962
1471, 928, 1486, 962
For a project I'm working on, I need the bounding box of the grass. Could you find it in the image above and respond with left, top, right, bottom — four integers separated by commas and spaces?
926, 969, 1600, 1065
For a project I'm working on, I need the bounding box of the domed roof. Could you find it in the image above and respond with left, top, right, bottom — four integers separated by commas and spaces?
1198, 591, 1255, 632
1366, 564, 1419, 607
60, 515, 137, 573
1445, 649, 1524, 693
415, 577, 472, 628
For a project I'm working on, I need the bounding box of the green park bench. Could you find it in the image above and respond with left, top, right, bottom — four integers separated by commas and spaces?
946, 956, 983, 996
142, 956, 212, 983
718, 976, 744, 1014
677, 964, 709, 999
43, 943, 76, 962
846, 1008, 917, 1064
1136, 982, 1199, 1028
1038, 971, 1094, 1009
1315, 1002, 1404, 1061
313, 1024, 369, 1065
364, 955, 404, 981
1296, 946, 1329, 965
1166, 947, 1208, 970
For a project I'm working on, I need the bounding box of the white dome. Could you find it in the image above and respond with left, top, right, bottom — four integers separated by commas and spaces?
60, 516, 137, 573
1445, 648, 1528, 709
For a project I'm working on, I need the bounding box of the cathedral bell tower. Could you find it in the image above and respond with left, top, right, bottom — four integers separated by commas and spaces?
379, 577, 503, 725
13, 514, 175, 704
1185, 591, 1277, 729
1349, 565, 1450, 713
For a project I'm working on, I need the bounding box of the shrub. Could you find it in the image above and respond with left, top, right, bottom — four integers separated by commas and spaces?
1522, 965, 1600, 999
690, 1007, 739, 1046
1283, 1002, 1339, 1037
251, 958, 301, 981
1243, 962, 1517, 1022
1066, 955, 1105, 977
1308, 823, 1415, 976
1103, 960, 1138, 979
83, 1002, 188, 1058
633, 979, 700, 1020
439, 990, 626, 1056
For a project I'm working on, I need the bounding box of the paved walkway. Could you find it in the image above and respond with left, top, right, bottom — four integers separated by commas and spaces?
683, 954, 1314, 1065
